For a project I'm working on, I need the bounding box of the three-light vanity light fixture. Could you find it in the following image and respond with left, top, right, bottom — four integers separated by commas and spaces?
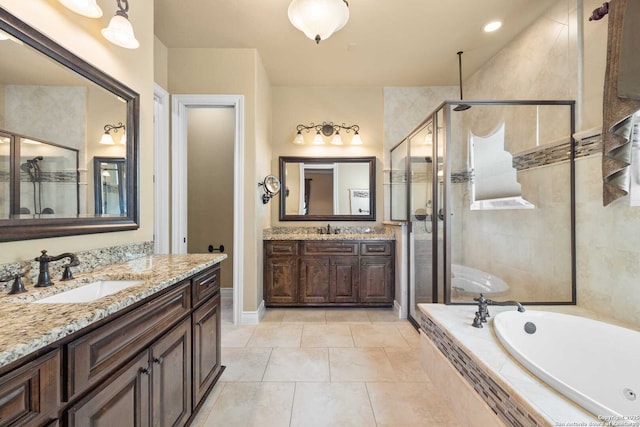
293, 122, 363, 145
58, 0, 139, 49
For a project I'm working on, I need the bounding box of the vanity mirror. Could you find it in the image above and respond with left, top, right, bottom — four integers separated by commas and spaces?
0, 7, 139, 241
279, 156, 376, 221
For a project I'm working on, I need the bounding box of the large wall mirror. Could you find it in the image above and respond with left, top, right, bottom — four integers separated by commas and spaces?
0, 8, 139, 241
279, 156, 376, 221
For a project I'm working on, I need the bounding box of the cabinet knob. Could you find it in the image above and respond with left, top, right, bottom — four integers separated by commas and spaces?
153, 357, 164, 365
140, 365, 152, 375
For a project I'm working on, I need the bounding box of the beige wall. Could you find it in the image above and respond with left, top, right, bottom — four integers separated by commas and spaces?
270, 86, 384, 226
0, 0, 155, 264
154, 36, 169, 90
168, 48, 271, 312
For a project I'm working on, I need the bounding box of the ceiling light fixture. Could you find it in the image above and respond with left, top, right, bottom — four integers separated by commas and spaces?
483, 21, 502, 32
288, 0, 350, 44
293, 122, 362, 145
102, 0, 140, 49
59, 0, 103, 18
453, 51, 471, 112
100, 122, 126, 145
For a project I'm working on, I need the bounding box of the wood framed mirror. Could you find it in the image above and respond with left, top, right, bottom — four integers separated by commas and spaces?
0, 7, 139, 241
279, 156, 376, 221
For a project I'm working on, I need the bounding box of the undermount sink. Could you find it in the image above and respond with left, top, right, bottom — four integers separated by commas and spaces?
32, 280, 144, 304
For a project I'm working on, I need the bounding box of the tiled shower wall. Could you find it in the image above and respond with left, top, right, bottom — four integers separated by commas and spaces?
383, 0, 640, 327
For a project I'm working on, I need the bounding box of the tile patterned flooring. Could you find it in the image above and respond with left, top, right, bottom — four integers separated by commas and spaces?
191, 298, 460, 426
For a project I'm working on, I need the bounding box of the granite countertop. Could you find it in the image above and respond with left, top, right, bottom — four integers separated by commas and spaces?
0, 253, 226, 369
263, 227, 395, 241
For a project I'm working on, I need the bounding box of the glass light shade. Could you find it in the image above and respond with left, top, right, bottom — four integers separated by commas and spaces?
0, 30, 9, 41
102, 15, 140, 49
100, 133, 115, 145
102, 170, 111, 177
288, 0, 349, 43
331, 132, 343, 145
59, 0, 103, 18
312, 131, 325, 145
351, 132, 363, 145
120, 132, 127, 145
293, 132, 305, 145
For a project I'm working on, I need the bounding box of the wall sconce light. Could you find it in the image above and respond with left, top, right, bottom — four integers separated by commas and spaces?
59, 0, 103, 18
99, 122, 126, 145
258, 175, 281, 204
288, 0, 350, 44
102, 0, 140, 49
293, 122, 362, 145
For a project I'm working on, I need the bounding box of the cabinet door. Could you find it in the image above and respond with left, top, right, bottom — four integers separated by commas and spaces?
67, 352, 150, 427
299, 257, 330, 304
192, 293, 223, 407
359, 256, 394, 304
150, 317, 192, 427
265, 256, 298, 304
330, 256, 359, 303
0, 350, 59, 427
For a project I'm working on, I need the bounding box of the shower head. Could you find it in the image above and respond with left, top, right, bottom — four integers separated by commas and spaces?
454, 51, 471, 112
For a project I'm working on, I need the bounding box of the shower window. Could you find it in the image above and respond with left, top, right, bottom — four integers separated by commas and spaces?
390, 138, 408, 221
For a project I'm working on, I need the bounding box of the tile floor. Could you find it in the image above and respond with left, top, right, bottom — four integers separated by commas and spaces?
191, 297, 460, 426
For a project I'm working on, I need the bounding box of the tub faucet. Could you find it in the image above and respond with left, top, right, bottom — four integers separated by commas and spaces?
472, 293, 525, 328
34, 250, 80, 287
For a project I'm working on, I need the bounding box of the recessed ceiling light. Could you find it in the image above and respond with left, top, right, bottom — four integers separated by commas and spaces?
483, 21, 502, 33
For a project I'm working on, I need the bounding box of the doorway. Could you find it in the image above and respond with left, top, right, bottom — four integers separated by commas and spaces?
172, 94, 245, 325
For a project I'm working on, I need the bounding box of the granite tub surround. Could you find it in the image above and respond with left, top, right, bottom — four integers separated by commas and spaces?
263, 226, 395, 241
0, 253, 226, 369
418, 304, 603, 427
0, 241, 154, 290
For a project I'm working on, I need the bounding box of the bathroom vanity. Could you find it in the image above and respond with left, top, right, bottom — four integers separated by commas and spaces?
263, 233, 395, 307
0, 254, 225, 427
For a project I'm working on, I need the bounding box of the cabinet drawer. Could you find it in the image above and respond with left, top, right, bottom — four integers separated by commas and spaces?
265, 241, 298, 256
360, 241, 392, 256
192, 266, 220, 306
66, 281, 190, 400
0, 350, 59, 427
303, 241, 358, 255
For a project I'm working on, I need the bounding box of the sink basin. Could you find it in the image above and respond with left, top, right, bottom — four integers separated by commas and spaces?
32, 280, 144, 304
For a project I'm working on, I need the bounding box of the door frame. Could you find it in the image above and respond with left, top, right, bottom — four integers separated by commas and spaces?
171, 94, 245, 325
153, 83, 170, 254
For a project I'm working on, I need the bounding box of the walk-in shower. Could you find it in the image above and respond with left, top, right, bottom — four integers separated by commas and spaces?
390, 100, 576, 325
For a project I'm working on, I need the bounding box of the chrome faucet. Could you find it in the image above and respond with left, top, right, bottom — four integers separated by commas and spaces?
34, 250, 80, 287
472, 293, 525, 328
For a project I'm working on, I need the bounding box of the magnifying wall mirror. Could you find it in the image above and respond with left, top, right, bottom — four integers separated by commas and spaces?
0, 7, 139, 241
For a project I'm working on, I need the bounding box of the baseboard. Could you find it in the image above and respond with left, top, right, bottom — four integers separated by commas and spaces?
220, 287, 233, 299
393, 300, 404, 319
241, 299, 265, 325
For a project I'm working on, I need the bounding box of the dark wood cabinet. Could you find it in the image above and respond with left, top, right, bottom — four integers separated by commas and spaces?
66, 352, 150, 427
192, 293, 222, 407
0, 350, 59, 427
264, 240, 394, 307
359, 256, 394, 304
151, 318, 192, 427
0, 263, 224, 427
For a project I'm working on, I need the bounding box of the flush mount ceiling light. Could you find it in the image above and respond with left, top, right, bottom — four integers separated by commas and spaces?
100, 122, 126, 145
483, 20, 502, 32
288, 0, 350, 44
293, 122, 362, 145
102, 0, 139, 49
59, 0, 103, 18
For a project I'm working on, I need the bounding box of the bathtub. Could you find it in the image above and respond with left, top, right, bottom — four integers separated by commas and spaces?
450, 264, 509, 296
494, 310, 640, 423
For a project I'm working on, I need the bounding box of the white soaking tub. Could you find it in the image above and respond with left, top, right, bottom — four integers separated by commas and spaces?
494, 310, 640, 424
